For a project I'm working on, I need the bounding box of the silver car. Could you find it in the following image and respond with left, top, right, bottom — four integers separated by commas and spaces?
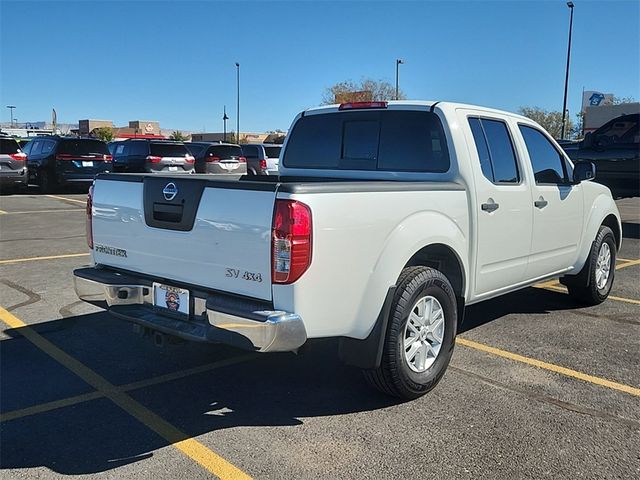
0, 136, 28, 192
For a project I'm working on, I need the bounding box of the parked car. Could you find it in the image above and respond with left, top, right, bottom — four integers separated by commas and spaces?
0, 135, 28, 192
562, 113, 639, 197
15, 138, 33, 149
22, 136, 112, 191
112, 139, 195, 174
185, 142, 247, 175
74, 100, 620, 400
241, 143, 281, 175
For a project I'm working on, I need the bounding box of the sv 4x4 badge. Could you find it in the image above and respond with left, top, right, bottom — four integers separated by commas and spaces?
226, 268, 263, 282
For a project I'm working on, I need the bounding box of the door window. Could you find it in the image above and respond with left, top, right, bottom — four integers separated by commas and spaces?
519, 125, 570, 184
29, 140, 43, 156
41, 140, 55, 155
468, 118, 519, 183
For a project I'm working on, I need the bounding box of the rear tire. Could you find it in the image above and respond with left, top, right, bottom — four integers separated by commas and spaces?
363, 266, 457, 400
38, 169, 56, 193
566, 226, 616, 306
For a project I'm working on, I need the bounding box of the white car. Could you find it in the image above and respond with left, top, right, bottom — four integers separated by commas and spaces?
74, 101, 621, 400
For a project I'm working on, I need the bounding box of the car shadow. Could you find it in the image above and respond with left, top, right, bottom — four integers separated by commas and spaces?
622, 222, 639, 240
0, 311, 398, 475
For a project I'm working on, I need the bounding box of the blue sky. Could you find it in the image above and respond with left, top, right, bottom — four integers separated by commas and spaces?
1, 0, 638, 133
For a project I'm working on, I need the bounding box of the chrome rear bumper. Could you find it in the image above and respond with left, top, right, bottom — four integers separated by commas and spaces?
73, 267, 306, 353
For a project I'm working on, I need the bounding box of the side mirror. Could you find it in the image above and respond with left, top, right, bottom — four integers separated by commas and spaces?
573, 161, 596, 183
582, 132, 593, 148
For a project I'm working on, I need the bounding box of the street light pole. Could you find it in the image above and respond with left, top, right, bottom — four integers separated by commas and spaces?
6, 105, 16, 126
561, 2, 574, 139
235, 62, 240, 143
223, 105, 229, 142
395, 59, 404, 100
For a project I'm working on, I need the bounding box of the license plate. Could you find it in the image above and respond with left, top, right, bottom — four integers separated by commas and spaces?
221, 163, 238, 171
82, 161, 94, 167
153, 283, 190, 315
168, 166, 178, 171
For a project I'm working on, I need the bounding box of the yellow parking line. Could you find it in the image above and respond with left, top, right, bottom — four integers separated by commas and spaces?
0, 391, 104, 423
1, 208, 83, 215
457, 337, 640, 397
0, 306, 252, 480
616, 258, 640, 270
0, 253, 90, 265
46, 194, 87, 205
542, 284, 640, 305
0, 209, 7, 214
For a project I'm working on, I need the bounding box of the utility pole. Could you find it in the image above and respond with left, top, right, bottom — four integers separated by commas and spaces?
6, 105, 16, 126
561, 2, 575, 139
235, 62, 240, 143
395, 59, 404, 100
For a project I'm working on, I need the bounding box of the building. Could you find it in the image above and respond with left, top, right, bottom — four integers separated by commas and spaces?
584, 103, 640, 133
190, 131, 286, 143
79, 119, 113, 136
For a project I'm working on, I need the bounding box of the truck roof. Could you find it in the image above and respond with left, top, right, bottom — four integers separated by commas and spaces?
304, 100, 531, 122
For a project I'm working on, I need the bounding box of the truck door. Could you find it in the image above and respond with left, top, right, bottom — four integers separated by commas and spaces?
517, 125, 583, 281
463, 114, 533, 298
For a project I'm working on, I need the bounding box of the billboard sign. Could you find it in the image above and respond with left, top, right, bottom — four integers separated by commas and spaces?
582, 91, 614, 111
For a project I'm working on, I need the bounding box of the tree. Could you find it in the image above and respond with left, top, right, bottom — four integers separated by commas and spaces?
92, 127, 113, 142
518, 106, 574, 139
321, 78, 406, 105
169, 130, 187, 141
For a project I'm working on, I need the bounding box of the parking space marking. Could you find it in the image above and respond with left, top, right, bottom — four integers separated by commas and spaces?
542, 284, 640, 305
0, 306, 253, 480
457, 337, 640, 397
616, 258, 640, 269
45, 194, 87, 205
1, 354, 256, 423
0, 209, 7, 214
0, 208, 84, 215
0, 253, 90, 265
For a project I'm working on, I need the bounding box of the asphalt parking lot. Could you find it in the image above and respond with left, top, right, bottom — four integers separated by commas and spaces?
1, 190, 638, 479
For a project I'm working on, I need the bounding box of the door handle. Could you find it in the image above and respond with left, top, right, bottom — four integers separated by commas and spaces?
534, 197, 548, 209
481, 201, 499, 213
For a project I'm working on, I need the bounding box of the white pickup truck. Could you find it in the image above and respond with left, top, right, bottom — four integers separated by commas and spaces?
74, 101, 621, 400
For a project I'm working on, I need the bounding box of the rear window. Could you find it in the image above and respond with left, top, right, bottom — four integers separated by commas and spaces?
264, 146, 281, 158
209, 145, 243, 158
185, 144, 206, 156
0, 138, 20, 154
58, 139, 109, 155
150, 143, 188, 157
283, 110, 450, 172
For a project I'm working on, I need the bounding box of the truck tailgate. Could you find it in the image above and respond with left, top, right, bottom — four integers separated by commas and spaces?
91, 175, 276, 300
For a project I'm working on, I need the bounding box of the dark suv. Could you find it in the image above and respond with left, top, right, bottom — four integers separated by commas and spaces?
112, 139, 195, 173
185, 142, 247, 174
0, 135, 28, 192
563, 113, 639, 198
22, 136, 112, 191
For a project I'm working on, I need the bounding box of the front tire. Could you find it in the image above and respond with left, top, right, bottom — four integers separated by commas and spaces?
566, 225, 616, 306
363, 266, 457, 400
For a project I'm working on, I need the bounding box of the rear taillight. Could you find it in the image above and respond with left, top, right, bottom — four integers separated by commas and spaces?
10, 152, 27, 162
260, 159, 267, 170
103, 154, 112, 162
206, 155, 221, 163
238, 156, 246, 163
272, 200, 312, 284
146, 155, 162, 163
185, 154, 195, 164
86, 185, 94, 250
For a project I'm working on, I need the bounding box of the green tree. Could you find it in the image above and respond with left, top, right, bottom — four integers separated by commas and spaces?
518, 107, 574, 139
321, 78, 406, 105
169, 130, 187, 141
92, 127, 113, 142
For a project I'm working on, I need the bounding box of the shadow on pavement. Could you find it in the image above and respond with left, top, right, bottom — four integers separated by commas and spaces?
622, 222, 639, 240
0, 312, 397, 475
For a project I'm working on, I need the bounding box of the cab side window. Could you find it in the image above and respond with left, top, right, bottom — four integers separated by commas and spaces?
468, 117, 520, 184
519, 125, 571, 185
41, 140, 55, 155
29, 140, 43, 156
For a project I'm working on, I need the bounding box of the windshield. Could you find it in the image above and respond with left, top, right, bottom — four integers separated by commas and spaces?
58, 139, 109, 155
150, 143, 189, 157
283, 110, 450, 172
